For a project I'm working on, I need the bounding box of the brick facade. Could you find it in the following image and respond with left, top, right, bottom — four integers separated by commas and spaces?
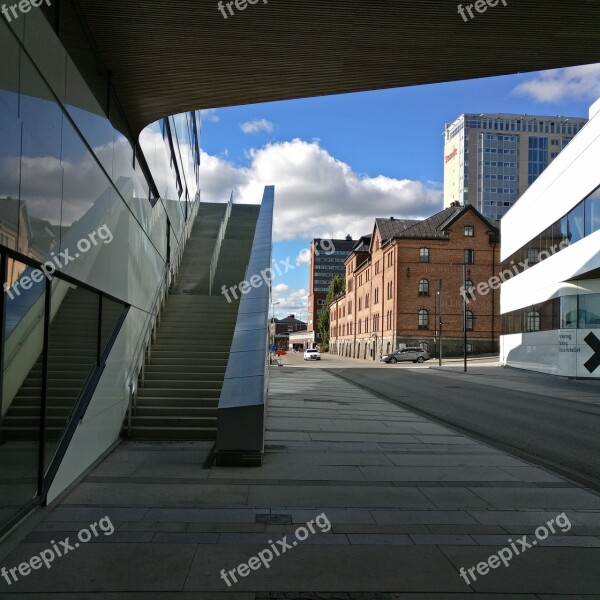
329, 205, 501, 359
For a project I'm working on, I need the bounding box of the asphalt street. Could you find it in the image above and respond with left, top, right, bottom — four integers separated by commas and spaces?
282, 351, 600, 490
331, 364, 600, 490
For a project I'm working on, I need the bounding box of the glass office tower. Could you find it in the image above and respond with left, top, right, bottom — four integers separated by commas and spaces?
444, 113, 588, 220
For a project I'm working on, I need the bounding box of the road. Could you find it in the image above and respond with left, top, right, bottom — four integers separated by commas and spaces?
280, 351, 600, 489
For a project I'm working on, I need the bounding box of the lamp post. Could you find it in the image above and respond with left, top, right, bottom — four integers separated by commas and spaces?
451, 262, 469, 373
270, 300, 280, 350
437, 279, 443, 367
462, 262, 467, 373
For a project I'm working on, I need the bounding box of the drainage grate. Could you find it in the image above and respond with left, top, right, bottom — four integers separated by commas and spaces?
256, 513, 292, 525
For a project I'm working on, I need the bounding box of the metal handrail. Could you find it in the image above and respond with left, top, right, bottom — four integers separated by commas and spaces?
125, 195, 200, 434
209, 192, 233, 295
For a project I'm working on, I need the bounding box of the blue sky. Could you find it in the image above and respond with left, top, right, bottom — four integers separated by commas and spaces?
199, 64, 600, 318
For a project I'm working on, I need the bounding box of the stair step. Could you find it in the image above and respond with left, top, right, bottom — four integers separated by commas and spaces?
135, 406, 217, 417
4, 406, 73, 416
147, 360, 228, 369
134, 397, 218, 407
137, 379, 222, 390
127, 427, 216, 441
130, 416, 217, 428
136, 388, 221, 398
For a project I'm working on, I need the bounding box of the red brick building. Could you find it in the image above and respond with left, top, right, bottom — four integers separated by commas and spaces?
329, 205, 501, 359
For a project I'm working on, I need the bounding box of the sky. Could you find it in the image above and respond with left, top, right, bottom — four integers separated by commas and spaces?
198, 64, 600, 320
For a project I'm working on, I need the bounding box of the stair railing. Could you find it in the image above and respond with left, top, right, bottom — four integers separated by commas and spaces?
125, 194, 201, 436
208, 192, 233, 296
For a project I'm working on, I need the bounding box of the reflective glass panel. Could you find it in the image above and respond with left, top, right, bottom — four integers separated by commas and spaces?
584, 187, 600, 237
45, 284, 99, 468
0, 259, 44, 526
579, 293, 600, 328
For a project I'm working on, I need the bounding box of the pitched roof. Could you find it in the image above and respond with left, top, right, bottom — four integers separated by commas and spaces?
352, 234, 372, 252
396, 207, 461, 239
275, 314, 306, 325
376, 205, 499, 242
375, 218, 419, 242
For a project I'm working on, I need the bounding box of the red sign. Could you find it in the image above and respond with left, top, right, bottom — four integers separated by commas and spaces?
445, 148, 458, 163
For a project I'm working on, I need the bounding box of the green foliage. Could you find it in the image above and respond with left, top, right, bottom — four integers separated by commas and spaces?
318, 275, 345, 346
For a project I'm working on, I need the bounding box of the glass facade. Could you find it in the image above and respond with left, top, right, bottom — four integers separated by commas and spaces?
502, 183, 600, 271
503, 294, 600, 334
0, 10, 202, 536
528, 137, 549, 185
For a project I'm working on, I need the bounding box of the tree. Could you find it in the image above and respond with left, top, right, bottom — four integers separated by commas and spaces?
318, 275, 345, 347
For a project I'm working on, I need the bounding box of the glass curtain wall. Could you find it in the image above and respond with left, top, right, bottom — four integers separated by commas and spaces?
0, 9, 201, 537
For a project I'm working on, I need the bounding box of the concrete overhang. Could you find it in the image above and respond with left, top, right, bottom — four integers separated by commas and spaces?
49, 0, 600, 135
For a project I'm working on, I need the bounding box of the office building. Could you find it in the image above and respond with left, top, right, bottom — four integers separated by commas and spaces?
329, 205, 501, 359
500, 99, 600, 378
307, 237, 355, 341
444, 113, 588, 220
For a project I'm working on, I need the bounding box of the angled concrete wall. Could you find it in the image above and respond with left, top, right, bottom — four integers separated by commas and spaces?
216, 186, 274, 465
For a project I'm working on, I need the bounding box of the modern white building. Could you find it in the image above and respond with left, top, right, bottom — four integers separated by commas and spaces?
500, 99, 600, 378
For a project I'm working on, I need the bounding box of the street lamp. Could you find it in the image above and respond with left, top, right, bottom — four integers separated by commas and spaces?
437, 279, 443, 367
270, 300, 280, 350
451, 261, 469, 373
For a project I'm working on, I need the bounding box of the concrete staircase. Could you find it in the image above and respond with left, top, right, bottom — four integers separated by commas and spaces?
128, 202, 260, 440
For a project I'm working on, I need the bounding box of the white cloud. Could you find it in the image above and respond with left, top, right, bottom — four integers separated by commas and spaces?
201, 109, 220, 123
295, 248, 311, 266
198, 138, 442, 242
513, 64, 600, 103
272, 283, 289, 294
240, 119, 274, 134
273, 287, 308, 319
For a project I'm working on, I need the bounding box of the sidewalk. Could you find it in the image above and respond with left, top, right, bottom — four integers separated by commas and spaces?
428, 363, 600, 406
1, 366, 599, 596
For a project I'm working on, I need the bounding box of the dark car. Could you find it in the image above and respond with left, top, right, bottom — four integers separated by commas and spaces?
380, 347, 430, 364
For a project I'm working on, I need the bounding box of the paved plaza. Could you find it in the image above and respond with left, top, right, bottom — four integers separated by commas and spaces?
1, 361, 599, 597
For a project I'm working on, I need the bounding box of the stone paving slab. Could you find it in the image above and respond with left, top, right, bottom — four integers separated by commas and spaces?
468, 487, 600, 510
358, 466, 520, 482
0, 543, 196, 593
2, 365, 600, 596
183, 545, 467, 592
63, 483, 249, 507
440, 546, 600, 594
247, 485, 436, 508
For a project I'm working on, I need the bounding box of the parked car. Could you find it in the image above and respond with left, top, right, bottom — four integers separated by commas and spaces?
304, 348, 321, 361
380, 347, 430, 364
